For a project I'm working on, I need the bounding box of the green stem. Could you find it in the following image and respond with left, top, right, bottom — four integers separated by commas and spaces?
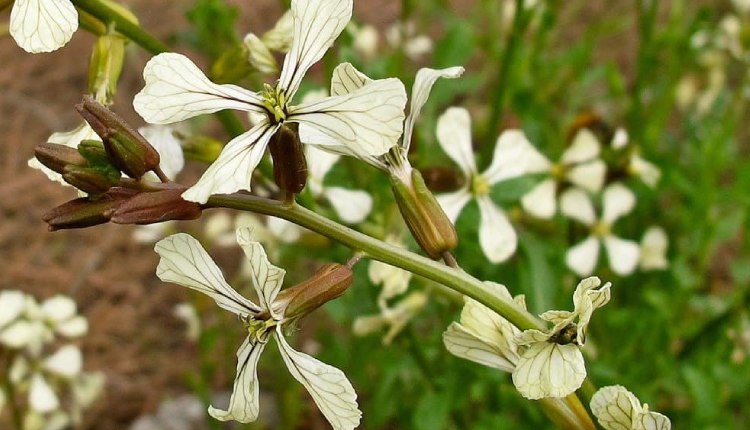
71, 0, 169, 55
207, 194, 545, 331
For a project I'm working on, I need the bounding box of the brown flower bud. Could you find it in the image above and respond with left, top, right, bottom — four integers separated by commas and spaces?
76, 95, 161, 178
34, 143, 87, 175
268, 124, 308, 195
391, 169, 458, 259
274, 263, 353, 320
110, 188, 202, 225
62, 165, 119, 195
41, 188, 136, 231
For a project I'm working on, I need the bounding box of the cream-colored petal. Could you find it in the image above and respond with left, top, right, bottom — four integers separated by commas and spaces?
443, 322, 516, 372
43, 345, 82, 378
436, 107, 476, 175
630, 155, 661, 188
566, 159, 607, 192
635, 410, 671, 430
402, 66, 465, 152
155, 233, 261, 316
30, 374, 59, 413
521, 179, 557, 219
10, 0, 78, 53
182, 123, 280, 204
235, 228, 286, 316
590, 385, 640, 430
324, 187, 373, 224
561, 129, 600, 164
478, 197, 517, 263
566, 236, 600, 277
244, 33, 279, 74
436, 187, 472, 223
330, 62, 373, 96
28, 123, 99, 187
512, 343, 586, 399
484, 130, 534, 185
40, 295, 76, 324
276, 328, 361, 430
267, 217, 304, 244
639, 226, 668, 270
261, 10, 294, 51
72, 371, 106, 409
134, 53, 265, 124
0, 290, 26, 328
0, 320, 37, 349
306, 143, 341, 184
611, 128, 629, 150
291, 78, 407, 156
603, 235, 640, 276
602, 183, 636, 224
278, 0, 352, 99
138, 125, 185, 180
560, 188, 597, 226
208, 336, 266, 423
368, 259, 412, 301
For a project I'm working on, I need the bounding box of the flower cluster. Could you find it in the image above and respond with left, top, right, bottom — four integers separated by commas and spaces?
0, 291, 104, 429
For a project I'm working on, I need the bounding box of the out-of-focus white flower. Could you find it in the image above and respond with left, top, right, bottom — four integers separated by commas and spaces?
368, 237, 413, 301
386, 21, 432, 60
609, 129, 661, 188
134, 0, 408, 205
205, 212, 303, 253
590, 385, 671, 430
435, 107, 536, 263
173, 303, 201, 342
0, 290, 26, 330
353, 291, 428, 345
639, 226, 668, 271
138, 125, 185, 181
28, 123, 100, 189
350, 23, 379, 59
443, 282, 524, 373
155, 230, 361, 428
133, 222, 177, 244
9, 0, 78, 53
27, 345, 84, 414
733, 0, 750, 14
244, 11, 294, 74
512, 277, 611, 399
561, 184, 640, 277
521, 128, 607, 219
39, 296, 89, 339
306, 145, 373, 223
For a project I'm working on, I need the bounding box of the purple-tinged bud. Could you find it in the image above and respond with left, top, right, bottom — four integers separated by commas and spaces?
268, 125, 308, 195
274, 263, 353, 320
391, 169, 458, 259
110, 188, 202, 225
76, 95, 160, 179
41, 188, 137, 231
34, 143, 87, 175
62, 165, 119, 195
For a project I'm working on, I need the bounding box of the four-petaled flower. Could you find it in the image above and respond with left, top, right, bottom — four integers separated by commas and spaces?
154, 229, 361, 429
435, 107, 536, 263
590, 385, 671, 430
561, 183, 640, 276
512, 277, 610, 399
9, 0, 79, 53
134, 0, 407, 204
521, 127, 607, 219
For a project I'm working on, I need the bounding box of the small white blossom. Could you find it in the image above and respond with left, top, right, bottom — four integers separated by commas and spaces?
436, 107, 536, 263
443, 282, 524, 373
521, 128, 607, 219
134, 0, 407, 204
350, 24, 379, 59
512, 277, 611, 399
368, 238, 413, 301
138, 125, 185, 181
609, 129, 662, 188
639, 226, 668, 271
9, 0, 78, 53
353, 291, 428, 345
243, 11, 294, 74
385, 21, 432, 60
591, 385, 671, 430
561, 184, 640, 277
155, 229, 361, 428
173, 303, 201, 342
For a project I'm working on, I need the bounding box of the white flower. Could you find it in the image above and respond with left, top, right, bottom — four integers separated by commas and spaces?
520, 128, 607, 219
512, 277, 611, 399
154, 230, 361, 428
244, 11, 294, 74
561, 184, 640, 277
27, 345, 83, 414
443, 282, 524, 373
173, 303, 201, 341
353, 291, 428, 345
9, 0, 78, 53
134, 0, 407, 204
368, 238, 413, 301
0, 290, 26, 330
138, 125, 185, 180
385, 21, 432, 60
639, 226, 668, 271
306, 145, 373, 223
351, 24, 379, 59
733, 0, 750, 13
28, 123, 100, 189
591, 385, 671, 430
39, 295, 89, 339
609, 129, 661, 188
436, 107, 536, 263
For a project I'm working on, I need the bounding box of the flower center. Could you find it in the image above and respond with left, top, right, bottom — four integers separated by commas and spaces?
261, 83, 288, 123
242, 315, 278, 342
550, 163, 566, 180
550, 323, 578, 345
471, 175, 490, 197
592, 221, 611, 237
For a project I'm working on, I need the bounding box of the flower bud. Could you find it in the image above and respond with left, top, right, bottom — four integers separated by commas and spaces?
391, 169, 458, 259
88, 34, 126, 106
275, 263, 353, 320
77, 140, 112, 167
34, 143, 87, 175
268, 125, 308, 195
42, 188, 136, 231
62, 165, 119, 195
76, 95, 160, 179
181, 135, 224, 164
110, 188, 202, 225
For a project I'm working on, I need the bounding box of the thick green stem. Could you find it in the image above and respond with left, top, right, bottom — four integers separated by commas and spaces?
71, 0, 169, 55
207, 194, 545, 331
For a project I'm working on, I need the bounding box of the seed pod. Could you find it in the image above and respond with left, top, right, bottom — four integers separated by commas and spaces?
274, 263, 353, 320
41, 188, 137, 231
268, 125, 308, 195
111, 188, 203, 225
